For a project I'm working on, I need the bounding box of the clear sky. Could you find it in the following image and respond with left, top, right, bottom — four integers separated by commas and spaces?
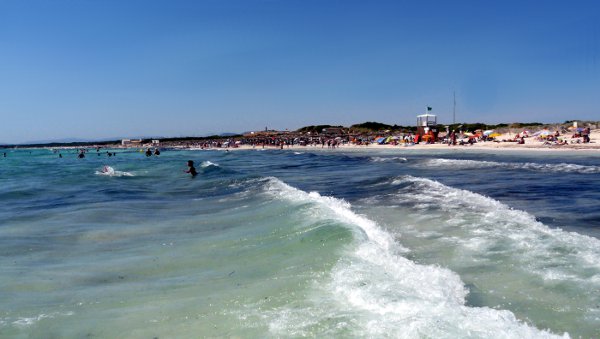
1, 0, 598, 143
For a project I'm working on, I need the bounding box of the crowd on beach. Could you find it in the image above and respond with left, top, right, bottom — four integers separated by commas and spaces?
2, 123, 598, 155
215, 126, 597, 149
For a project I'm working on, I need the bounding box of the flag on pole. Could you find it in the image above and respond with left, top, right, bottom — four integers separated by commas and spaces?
427, 106, 432, 111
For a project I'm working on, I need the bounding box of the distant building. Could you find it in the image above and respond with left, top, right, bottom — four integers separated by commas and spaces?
152, 139, 160, 145
417, 112, 439, 141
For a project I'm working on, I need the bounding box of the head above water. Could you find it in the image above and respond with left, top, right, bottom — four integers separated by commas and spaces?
187, 160, 194, 166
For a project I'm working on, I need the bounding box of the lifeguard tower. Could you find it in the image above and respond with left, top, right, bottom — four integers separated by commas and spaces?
416, 108, 439, 142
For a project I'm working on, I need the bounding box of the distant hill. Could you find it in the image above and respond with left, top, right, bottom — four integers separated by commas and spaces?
296, 125, 343, 133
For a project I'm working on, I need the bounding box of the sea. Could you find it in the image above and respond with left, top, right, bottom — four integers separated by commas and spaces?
1, 147, 599, 338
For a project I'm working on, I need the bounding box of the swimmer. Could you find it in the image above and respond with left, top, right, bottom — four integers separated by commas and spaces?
145, 148, 152, 157
185, 160, 198, 177
59, 153, 63, 158
154, 148, 160, 156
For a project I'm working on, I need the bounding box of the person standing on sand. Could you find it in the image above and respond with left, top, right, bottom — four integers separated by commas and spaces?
582, 127, 591, 143
185, 160, 198, 177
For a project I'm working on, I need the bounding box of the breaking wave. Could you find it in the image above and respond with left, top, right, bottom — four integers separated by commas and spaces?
257, 177, 563, 337
423, 158, 600, 174
370, 156, 408, 163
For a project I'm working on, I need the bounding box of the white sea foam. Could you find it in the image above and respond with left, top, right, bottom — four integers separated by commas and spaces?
261, 177, 564, 338
391, 175, 600, 282
4, 311, 74, 328
200, 160, 219, 168
423, 158, 600, 173
94, 166, 134, 177
370, 156, 408, 163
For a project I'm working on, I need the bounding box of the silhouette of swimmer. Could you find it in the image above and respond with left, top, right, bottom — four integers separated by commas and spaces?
145, 148, 152, 157
185, 160, 198, 177
59, 153, 62, 158
154, 149, 160, 156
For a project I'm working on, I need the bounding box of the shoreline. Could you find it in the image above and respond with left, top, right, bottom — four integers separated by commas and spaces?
7, 142, 600, 153
200, 142, 600, 153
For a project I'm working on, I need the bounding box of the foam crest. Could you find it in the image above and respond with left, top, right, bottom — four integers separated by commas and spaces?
370, 156, 408, 163
200, 160, 219, 168
261, 177, 563, 337
94, 166, 134, 177
263, 177, 399, 252
423, 158, 600, 173
391, 175, 600, 280
2, 312, 74, 329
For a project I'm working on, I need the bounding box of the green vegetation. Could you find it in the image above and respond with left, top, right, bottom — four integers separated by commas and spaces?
349, 122, 416, 134
296, 125, 343, 133
445, 122, 545, 132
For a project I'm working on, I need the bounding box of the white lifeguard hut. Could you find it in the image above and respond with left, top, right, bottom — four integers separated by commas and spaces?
416, 107, 439, 141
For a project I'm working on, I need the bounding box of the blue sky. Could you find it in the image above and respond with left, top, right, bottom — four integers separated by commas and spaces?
1, 0, 598, 143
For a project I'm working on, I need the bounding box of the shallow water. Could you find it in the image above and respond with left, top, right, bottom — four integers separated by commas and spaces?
1, 147, 599, 338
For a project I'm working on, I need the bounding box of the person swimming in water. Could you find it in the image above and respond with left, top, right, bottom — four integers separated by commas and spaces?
185, 160, 198, 177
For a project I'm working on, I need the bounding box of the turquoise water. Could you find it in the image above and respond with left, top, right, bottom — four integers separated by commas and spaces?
1, 148, 600, 338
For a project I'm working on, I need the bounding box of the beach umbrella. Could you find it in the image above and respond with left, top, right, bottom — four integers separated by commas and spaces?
483, 130, 494, 136
376, 137, 386, 144
489, 132, 502, 138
